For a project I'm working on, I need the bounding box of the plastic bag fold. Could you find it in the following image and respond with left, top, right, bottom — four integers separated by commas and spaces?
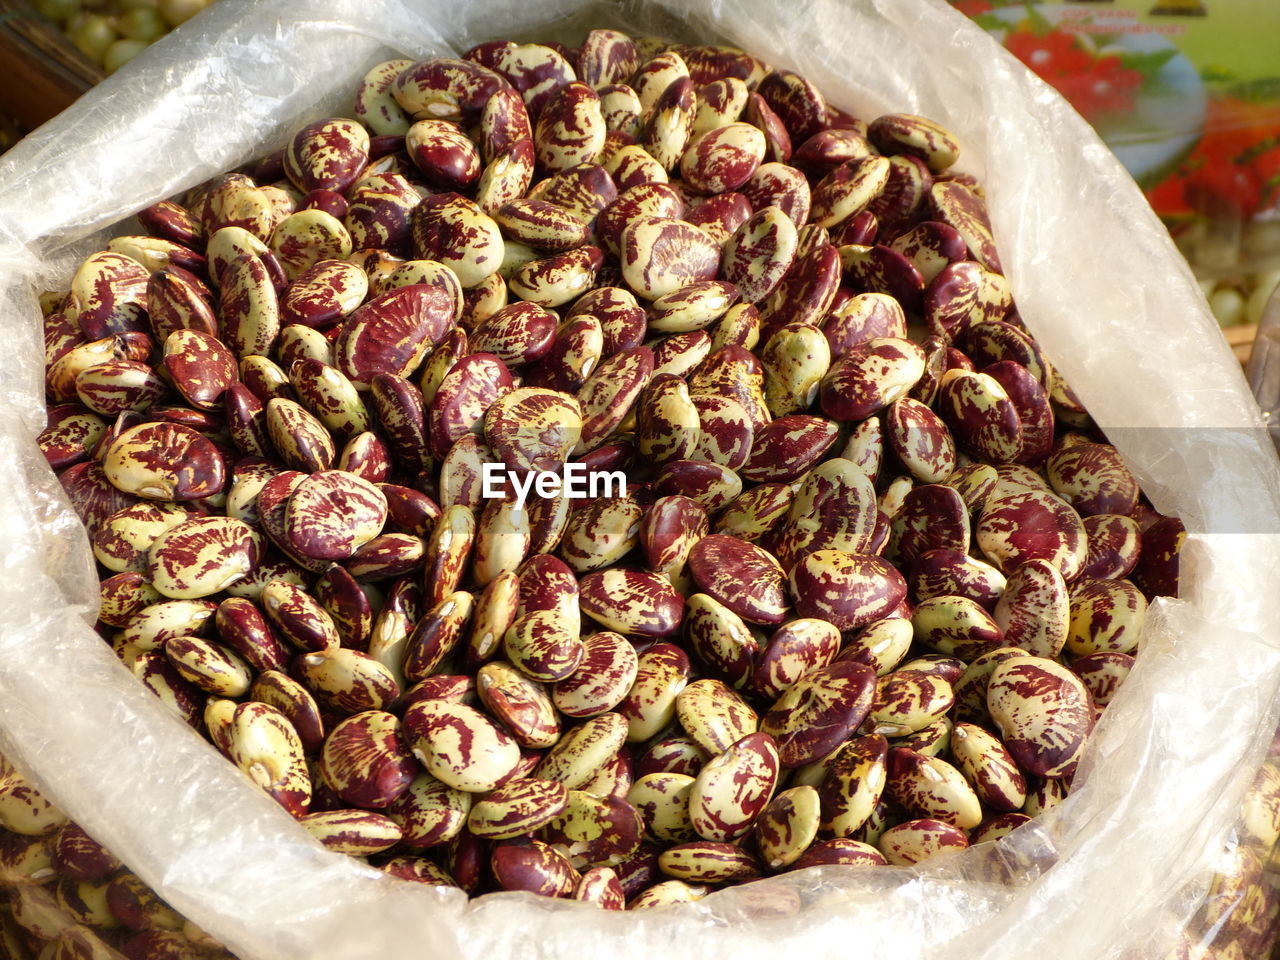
2, 0, 1280, 957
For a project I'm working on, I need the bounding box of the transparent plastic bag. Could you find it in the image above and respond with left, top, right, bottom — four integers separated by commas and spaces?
1160, 729, 1280, 960
2, 1, 1280, 958
0, 749, 238, 959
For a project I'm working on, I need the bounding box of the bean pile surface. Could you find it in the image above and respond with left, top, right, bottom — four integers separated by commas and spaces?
38, 29, 1186, 909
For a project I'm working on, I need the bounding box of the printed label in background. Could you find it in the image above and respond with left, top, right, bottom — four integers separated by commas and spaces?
952, 1, 1280, 326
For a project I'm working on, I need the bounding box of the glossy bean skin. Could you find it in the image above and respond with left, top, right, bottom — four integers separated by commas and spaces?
39, 33, 1182, 912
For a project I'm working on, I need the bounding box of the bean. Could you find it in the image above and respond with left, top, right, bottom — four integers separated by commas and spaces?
40, 30, 1183, 910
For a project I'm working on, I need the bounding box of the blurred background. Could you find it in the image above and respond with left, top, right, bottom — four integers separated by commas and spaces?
0, 0, 214, 150
949, 0, 1280, 356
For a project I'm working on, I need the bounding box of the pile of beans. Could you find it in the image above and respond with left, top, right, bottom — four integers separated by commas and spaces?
1173, 733, 1280, 960
0, 752, 236, 958
37, 29, 1187, 909
36, 0, 215, 75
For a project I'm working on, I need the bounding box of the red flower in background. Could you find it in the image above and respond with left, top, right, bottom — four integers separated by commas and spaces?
949, 4, 1280, 222
1150, 97, 1280, 220
1005, 27, 1145, 122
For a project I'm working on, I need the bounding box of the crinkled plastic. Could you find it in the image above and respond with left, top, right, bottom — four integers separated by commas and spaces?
2, 1, 1280, 958
1246, 280, 1280, 450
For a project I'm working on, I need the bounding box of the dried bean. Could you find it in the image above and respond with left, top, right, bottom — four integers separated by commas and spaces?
40, 29, 1181, 910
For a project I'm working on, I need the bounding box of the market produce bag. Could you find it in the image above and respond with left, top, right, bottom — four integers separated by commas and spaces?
2, 0, 1280, 957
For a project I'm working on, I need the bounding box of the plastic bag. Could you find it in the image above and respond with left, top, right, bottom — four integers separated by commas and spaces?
1165, 730, 1280, 959
3, 0, 1280, 957
941, 0, 1280, 331
1246, 280, 1280, 451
